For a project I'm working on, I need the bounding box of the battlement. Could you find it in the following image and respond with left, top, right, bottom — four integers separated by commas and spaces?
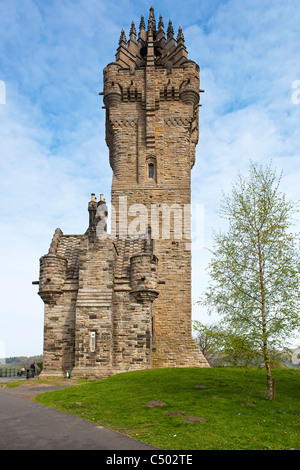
103, 6, 202, 112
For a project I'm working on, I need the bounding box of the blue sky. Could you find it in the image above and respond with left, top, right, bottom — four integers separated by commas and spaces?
0, 0, 300, 357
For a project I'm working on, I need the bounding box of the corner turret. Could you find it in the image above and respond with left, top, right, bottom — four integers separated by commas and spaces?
38, 228, 67, 304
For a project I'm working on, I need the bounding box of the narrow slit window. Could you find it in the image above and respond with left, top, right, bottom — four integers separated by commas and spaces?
90, 331, 96, 352
148, 163, 155, 179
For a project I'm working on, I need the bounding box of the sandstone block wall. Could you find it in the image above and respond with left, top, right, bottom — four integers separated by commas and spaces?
104, 8, 208, 369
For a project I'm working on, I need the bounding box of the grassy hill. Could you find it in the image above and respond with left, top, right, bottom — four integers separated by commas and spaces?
35, 367, 299, 450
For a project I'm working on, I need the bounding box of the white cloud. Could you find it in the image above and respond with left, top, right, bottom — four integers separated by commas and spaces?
0, 80, 110, 356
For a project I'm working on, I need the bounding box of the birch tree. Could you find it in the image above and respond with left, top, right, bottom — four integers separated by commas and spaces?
202, 162, 300, 399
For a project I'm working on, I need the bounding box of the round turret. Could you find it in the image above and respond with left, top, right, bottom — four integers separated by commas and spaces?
130, 253, 158, 302
38, 254, 68, 304
103, 63, 122, 108
179, 61, 200, 107
180, 83, 199, 107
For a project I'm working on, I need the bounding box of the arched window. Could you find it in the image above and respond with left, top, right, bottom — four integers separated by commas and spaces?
146, 156, 156, 182
148, 162, 155, 179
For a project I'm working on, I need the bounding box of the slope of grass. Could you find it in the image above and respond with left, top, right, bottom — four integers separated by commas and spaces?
35, 367, 300, 450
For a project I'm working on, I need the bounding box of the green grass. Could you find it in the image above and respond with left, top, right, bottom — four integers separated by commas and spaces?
35, 367, 300, 450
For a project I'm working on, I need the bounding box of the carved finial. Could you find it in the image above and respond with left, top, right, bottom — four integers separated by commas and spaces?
130, 21, 137, 40
119, 28, 127, 46
167, 20, 174, 40
138, 14, 147, 44
177, 26, 185, 45
139, 14, 146, 31
148, 5, 156, 32
158, 15, 164, 31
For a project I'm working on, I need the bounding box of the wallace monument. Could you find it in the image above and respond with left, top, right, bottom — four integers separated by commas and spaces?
35, 6, 210, 378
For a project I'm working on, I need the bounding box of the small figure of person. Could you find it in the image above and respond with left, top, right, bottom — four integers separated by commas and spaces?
30, 362, 35, 376
17, 367, 26, 377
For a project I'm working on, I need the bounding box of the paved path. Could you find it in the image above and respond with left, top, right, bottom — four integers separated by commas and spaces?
0, 379, 157, 450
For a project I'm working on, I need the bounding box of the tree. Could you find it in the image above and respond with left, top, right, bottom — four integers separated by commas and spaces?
193, 322, 222, 365
200, 162, 300, 399
193, 320, 285, 368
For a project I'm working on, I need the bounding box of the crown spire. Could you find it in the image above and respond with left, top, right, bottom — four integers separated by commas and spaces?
158, 15, 164, 31
139, 14, 146, 31
148, 5, 156, 33
130, 21, 137, 41
119, 28, 127, 46
156, 14, 165, 44
177, 26, 185, 45
114, 9, 189, 67
138, 14, 147, 44
167, 20, 174, 41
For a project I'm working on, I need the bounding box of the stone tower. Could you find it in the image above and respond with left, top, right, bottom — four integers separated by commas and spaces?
36, 7, 209, 379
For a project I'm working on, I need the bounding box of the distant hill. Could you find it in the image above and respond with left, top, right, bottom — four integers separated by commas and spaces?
0, 355, 43, 368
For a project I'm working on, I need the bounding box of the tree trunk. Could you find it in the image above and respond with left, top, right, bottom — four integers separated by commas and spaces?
264, 348, 274, 399
258, 234, 274, 400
